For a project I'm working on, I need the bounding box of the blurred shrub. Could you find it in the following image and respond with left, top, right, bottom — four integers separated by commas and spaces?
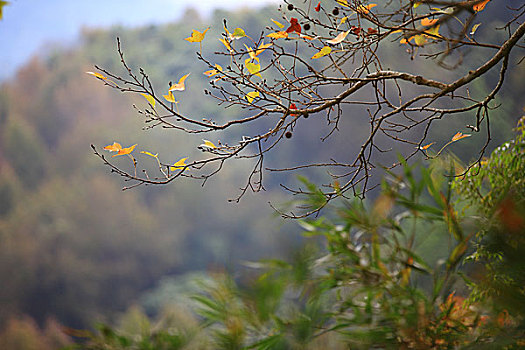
78, 121, 525, 348
0, 316, 71, 350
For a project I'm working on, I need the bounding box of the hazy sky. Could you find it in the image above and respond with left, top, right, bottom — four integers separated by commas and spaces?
0, 0, 280, 80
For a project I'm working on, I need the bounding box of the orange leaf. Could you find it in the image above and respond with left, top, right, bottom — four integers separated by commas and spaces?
420, 142, 435, 150
421, 18, 438, 26
300, 34, 317, 40
104, 142, 122, 152
112, 144, 137, 157
451, 132, 471, 142
473, 0, 490, 12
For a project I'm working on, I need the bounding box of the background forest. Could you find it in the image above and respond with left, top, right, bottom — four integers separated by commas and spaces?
0, 1, 523, 348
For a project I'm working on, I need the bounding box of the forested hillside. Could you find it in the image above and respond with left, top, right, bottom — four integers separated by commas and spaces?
0, 2, 522, 346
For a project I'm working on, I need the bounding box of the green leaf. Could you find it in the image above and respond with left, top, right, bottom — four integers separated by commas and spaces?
231, 27, 247, 39
246, 61, 262, 78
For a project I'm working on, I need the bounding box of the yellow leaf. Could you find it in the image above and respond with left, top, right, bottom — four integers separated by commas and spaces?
473, 0, 490, 12
451, 132, 471, 142
203, 64, 223, 77
163, 91, 176, 103
140, 93, 156, 107
414, 34, 427, 46
246, 62, 262, 78
219, 38, 232, 52
356, 3, 377, 14
200, 140, 217, 149
141, 151, 158, 158
255, 42, 272, 56
470, 23, 481, 35
311, 46, 332, 59
246, 91, 260, 103
170, 157, 188, 171
425, 24, 441, 37
244, 44, 257, 61
112, 144, 137, 157
86, 71, 107, 80
327, 30, 350, 44
184, 27, 210, 43
340, 16, 348, 25
336, 0, 349, 7
169, 73, 191, 92
420, 142, 434, 150
413, 2, 421, 8
104, 142, 122, 152
267, 31, 288, 39
271, 18, 284, 29
230, 27, 247, 40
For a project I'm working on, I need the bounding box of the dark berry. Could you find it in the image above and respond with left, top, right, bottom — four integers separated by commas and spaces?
285, 131, 293, 138
287, 3, 294, 11
332, 8, 339, 16
303, 113, 309, 119
303, 23, 311, 31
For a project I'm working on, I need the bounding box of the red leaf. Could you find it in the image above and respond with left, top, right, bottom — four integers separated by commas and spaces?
286, 18, 302, 34
315, 2, 321, 12
290, 103, 299, 116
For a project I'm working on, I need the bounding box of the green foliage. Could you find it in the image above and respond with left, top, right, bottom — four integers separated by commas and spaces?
185, 151, 523, 348
454, 118, 525, 320
78, 128, 525, 348
1, 119, 47, 189
454, 117, 525, 214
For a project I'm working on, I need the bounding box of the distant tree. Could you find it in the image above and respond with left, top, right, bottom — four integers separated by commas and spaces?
90, 0, 525, 216
0, 1, 9, 21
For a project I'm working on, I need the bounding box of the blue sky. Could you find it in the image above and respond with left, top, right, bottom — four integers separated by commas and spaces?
0, 0, 279, 81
